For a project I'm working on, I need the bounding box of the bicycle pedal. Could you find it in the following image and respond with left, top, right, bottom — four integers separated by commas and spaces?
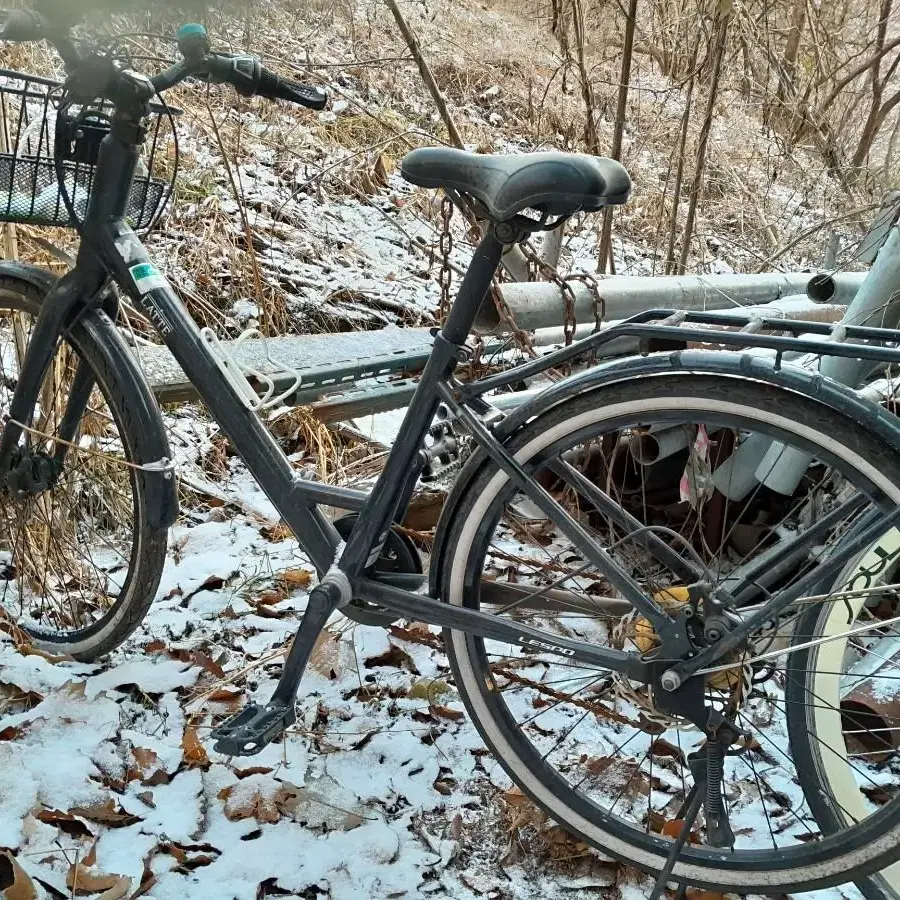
211, 701, 296, 756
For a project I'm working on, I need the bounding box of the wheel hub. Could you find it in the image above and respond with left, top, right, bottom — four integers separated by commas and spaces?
1, 450, 61, 497
613, 586, 745, 726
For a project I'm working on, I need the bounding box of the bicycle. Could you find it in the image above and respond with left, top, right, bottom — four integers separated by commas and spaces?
5, 4, 900, 895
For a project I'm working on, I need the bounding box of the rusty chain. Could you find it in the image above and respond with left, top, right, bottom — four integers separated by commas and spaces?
519, 240, 579, 345
437, 194, 455, 324
567, 271, 606, 331
490, 280, 538, 358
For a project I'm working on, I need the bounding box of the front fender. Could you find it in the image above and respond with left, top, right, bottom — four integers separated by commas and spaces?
0, 262, 178, 528
428, 350, 900, 597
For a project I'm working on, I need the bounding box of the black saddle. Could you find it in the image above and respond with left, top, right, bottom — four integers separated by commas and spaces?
400, 148, 631, 222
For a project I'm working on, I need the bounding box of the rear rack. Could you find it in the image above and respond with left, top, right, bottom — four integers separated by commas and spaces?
467, 308, 900, 398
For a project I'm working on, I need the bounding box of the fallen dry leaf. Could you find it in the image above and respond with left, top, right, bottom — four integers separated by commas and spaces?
278, 568, 313, 589
309, 631, 341, 680
69, 801, 139, 827
585, 756, 613, 776
0, 850, 36, 900
66, 863, 126, 895
196, 574, 226, 593
661, 818, 688, 838
430, 704, 464, 722
208, 687, 242, 702
260, 523, 293, 542
649, 737, 685, 762
389, 622, 442, 648
250, 603, 289, 620
255, 589, 285, 605
181, 726, 210, 769
96, 877, 132, 900
165, 648, 225, 678
364, 643, 418, 673
127, 747, 169, 786
502, 787, 528, 807
233, 765, 274, 778
35, 809, 93, 838
18, 645, 74, 663
217, 779, 297, 824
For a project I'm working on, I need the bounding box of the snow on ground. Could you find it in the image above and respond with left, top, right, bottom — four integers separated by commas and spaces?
0, 444, 869, 898
0, 2, 882, 896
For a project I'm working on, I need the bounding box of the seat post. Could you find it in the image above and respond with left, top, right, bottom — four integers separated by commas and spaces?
440, 223, 511, 345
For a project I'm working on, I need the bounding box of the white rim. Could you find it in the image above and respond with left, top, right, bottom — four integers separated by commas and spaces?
447, 394, 900, 889
811, 530, 900, 896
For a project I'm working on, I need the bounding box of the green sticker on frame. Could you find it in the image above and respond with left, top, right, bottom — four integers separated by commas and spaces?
129, 262, 168, 294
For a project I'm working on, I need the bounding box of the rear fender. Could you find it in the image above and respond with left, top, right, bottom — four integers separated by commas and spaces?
428, 350, 900, 596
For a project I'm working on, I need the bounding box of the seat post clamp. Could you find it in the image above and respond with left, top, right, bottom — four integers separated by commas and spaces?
494, 221, 523, 244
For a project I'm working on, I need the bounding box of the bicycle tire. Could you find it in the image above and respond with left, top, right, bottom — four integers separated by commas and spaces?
789, 529, 900, 900
0, 274, 171, 660
437, 373, 900, 893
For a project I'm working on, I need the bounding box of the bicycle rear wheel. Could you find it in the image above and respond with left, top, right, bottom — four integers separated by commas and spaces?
437, 373, 900, 893
0, 275, 170, 659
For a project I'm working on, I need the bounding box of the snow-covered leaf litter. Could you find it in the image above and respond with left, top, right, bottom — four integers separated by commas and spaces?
0, 441, 866, 899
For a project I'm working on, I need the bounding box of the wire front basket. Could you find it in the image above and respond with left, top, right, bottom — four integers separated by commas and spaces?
0, 68, 176, 230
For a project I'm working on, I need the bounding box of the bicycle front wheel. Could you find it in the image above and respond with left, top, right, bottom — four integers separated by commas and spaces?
0, 275, 171, 660
438, 373, 900, 893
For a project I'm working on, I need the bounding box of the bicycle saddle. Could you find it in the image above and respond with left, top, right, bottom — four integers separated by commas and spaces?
400, 148, 631, 222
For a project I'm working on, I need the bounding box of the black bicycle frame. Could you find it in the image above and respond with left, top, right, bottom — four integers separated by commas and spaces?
1, 73, 895, 689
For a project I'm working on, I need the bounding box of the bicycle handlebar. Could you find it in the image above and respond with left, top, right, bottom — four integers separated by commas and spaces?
0, 14, 328, 111
202, 53, 327, 110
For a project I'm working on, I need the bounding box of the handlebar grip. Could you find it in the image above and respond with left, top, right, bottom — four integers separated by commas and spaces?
0, 9, 47, 41
257, 68, 327, 110
203, 53, 327, 110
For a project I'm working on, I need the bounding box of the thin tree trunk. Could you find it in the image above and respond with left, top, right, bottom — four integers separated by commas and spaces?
598, 0, 638, 273
776, 0, 807, 102
664, 38, 700, 275
677, 10, 730, 275
884, 106, 900, 179
571, 0, 599, 155
384, 0, 464, 149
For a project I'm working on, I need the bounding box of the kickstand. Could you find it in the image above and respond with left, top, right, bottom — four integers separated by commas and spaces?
211, 577, 345, 756
648, 782, 703, 900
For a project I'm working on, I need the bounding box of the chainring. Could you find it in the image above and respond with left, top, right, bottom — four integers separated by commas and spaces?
333, 514, 423, 626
